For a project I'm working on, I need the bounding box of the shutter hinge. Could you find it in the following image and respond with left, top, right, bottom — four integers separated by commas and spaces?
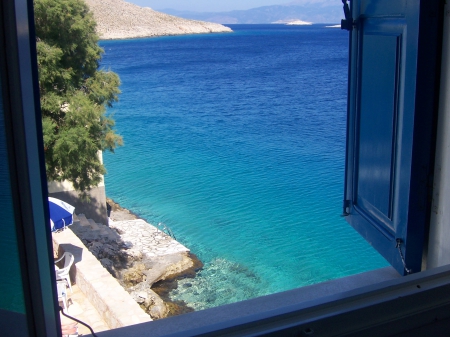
341, 199, 351, 217
341, 0, 354, 31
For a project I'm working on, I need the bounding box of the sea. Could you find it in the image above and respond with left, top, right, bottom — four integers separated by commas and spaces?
100, 24, 388, 311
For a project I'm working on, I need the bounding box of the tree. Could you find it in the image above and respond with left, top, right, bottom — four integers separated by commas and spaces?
34, 0, 122, 194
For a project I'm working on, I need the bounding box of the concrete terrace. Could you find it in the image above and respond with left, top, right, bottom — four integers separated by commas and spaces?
52, 224, 151, 333
52, 214, 189, 334
58, 283, 109, 335
108, 219, 189, 258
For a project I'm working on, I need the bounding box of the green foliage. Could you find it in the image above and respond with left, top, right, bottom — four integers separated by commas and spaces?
34, 0, 122, 193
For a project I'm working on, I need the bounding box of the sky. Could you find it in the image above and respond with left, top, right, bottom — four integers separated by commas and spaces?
127, 0, 329, 12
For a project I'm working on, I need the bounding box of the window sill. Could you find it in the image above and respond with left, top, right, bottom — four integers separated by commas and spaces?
98, 266, 404, 336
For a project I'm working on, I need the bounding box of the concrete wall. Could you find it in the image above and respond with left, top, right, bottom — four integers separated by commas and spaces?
428, 4, 450, 269
48, 152, 109, 226
48, 184, 108, 226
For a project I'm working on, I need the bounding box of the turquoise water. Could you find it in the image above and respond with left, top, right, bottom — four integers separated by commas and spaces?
101, 25, 388, 310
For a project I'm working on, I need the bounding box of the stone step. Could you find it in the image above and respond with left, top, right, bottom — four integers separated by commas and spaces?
88, 219, 100, 230
97, 222, 109, 230
107, 234, 120, 242
69, 221, 84, 233
70, 215, 123, 244
76, 214, 91, 227
98, 228, 111, 236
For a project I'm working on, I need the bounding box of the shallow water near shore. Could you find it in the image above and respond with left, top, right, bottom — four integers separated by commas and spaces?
101, 24, 388, 311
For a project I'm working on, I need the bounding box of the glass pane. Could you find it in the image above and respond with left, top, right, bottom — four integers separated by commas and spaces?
0, 72, 26, 314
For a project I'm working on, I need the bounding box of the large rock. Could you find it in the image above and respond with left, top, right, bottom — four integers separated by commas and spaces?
144, 253, 194, 285
84, 0, 232, 40
122, 262, 147, 286
147, 289, 168, 319
129, 284, 168, 319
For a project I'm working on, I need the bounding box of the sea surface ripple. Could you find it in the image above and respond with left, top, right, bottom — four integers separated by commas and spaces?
101, 24, 388, 310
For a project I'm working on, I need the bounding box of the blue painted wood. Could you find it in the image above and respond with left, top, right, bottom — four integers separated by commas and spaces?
357, 32, 399, 227
344, 0, 441, 275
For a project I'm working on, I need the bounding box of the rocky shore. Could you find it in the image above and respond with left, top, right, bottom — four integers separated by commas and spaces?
70, 199, 202, 320
84, 0, 232, 40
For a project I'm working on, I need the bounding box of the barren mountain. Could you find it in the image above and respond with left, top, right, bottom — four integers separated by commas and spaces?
84, 0, 232, 40
160, 2, 342, 25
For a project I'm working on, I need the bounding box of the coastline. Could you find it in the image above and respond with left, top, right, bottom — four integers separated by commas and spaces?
71, 198, 203, 319
85, 0, 232, 41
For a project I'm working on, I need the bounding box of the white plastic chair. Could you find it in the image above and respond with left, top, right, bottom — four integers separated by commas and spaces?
55, 252, 74, 293
56, 281, 68, 313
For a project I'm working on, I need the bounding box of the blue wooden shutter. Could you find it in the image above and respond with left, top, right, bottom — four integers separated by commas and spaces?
343, 0, 442, 275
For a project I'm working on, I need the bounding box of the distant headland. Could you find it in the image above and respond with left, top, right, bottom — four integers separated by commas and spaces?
84, 0, 233, 40
285, 20, 313, 26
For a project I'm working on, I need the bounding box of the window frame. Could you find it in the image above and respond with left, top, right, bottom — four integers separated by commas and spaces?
2, 0, 450, 336
0, 0, 59, 335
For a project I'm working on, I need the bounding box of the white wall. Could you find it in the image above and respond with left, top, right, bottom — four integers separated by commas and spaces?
427, 4, 450, 269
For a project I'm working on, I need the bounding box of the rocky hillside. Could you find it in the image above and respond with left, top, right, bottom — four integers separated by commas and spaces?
84, 0, 232, 40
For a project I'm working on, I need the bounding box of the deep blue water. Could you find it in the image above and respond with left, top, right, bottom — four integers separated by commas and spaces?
100, 24, 388, 311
